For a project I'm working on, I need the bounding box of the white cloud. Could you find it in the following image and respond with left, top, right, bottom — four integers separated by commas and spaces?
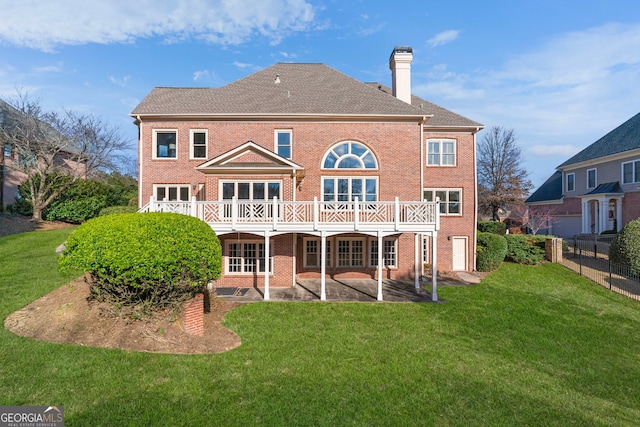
109, 75, 131, 87
0, 0, 316, 52
427, 30, 460, 47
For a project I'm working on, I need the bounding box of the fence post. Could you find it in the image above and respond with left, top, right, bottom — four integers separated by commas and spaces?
609, 259, 612, 290
579, 247, 582, 276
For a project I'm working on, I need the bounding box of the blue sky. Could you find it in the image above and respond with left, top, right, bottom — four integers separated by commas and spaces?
1, 0, 640, 188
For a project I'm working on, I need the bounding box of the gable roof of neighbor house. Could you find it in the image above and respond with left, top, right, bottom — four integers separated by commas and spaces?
131, 63, 481, 128
558, 112, 640, 168
525, 170, 564, 204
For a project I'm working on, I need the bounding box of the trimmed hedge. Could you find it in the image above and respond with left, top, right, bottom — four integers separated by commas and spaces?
476, 232, 508, 271
610, 219, 640, 272
59, 212, 221, 314
478, 221, 506, 235
99, 205, 139, 216
504, 234, 546, 265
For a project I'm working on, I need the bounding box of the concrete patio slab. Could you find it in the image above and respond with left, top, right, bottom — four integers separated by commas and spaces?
213, 273, 479, 303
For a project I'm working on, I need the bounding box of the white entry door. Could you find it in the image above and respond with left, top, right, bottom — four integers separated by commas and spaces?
452, 236, 468, 271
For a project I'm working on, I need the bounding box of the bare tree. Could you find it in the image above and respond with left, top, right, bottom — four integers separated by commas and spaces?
511, 204, 558, 235
477, 126, 533, 221
0, 93, 131, 221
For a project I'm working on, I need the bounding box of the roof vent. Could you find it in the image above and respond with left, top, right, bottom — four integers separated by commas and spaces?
274, 74, 281, 84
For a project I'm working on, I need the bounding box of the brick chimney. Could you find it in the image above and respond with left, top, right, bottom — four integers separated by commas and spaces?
389, 46, 413, 104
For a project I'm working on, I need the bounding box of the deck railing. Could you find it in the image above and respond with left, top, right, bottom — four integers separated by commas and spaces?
139, 196, 440, 233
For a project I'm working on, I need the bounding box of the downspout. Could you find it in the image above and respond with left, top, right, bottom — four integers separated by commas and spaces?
473, 127, 480, 271
136, 115, 143, 208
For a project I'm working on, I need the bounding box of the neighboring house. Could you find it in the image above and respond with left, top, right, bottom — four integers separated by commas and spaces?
132, 47, 483, 299
0, 99, 87, 211
526, 112, 640, 237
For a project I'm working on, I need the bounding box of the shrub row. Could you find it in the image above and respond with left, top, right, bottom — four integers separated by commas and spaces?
59, 212, 221, 315
610, 218, 640, 272
476, 232, 507, 271
478, 221, 506, 235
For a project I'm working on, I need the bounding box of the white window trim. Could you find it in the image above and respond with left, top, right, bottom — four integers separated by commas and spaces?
566, 172, 575, 192
621, 159, 640, 184
225, 240, 274, 275
426, 139, 457, 167
336, 238, 365, 268
303, 237, 332, 268
321, 176, 378, 205
190, 129, 208, 160
369, 237, 398, 268
321, 141, 378, 170
423, 188, 463, 216
587, 168, 597, 189
274, 129, 292, 159
153, 184, 190, 201
152, 129, 178, 160
219, 180, 283, 201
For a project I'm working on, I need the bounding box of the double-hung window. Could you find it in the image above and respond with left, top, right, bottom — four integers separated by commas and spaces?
587, 168, 597, 189
154, 130, 177, 159
221, 181, 281, 218
275, 130, 292, 159
304, 238, 332, 268
427, 139, 456, 166
566, 173, 575, 192
622, 160, 640, 184
370, 238, 397, 267
227, 241, 273, 274
423, 189, 462, 215
3, 144, 12, 157
322, 177, 377, 204
154, 184, 190, 201
191, 130, 207, 159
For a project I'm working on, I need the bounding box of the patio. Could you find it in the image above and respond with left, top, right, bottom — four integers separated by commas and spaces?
213, 273, 479, 303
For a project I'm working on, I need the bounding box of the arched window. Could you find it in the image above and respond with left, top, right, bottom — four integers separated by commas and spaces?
321, 142, 378, 204
322, 141, 377, 169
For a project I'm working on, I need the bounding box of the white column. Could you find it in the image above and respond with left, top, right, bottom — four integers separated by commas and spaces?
616, 198, 623, 232
320, 231, 327, 301
377, 232, 383, 301
431, 231, 438, 302
264, 230, 270, 301
599, 199, 607, 234
292, 233, 297, 287
581, 201, 589, 234
414, 233, 420, 289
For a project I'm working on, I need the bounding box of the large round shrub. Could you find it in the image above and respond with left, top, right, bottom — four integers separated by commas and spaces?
476, 231, 508, 271
610, 219, 640, 272
60, 212, 221, 312
477, 221, 506, 235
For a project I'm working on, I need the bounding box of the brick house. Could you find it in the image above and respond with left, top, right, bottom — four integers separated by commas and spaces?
526, 112, 640, 237
131, 47, 483, 300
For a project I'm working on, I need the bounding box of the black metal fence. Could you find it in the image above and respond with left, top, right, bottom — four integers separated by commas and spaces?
561, 234, 640, 301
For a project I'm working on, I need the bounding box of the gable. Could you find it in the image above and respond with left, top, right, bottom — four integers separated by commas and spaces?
196, 141, 304, 175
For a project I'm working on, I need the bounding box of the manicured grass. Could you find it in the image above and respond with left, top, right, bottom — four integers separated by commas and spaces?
2, 229, 640, 426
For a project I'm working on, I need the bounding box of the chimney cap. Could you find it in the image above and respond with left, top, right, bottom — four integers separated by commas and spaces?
389, 46, 413, 63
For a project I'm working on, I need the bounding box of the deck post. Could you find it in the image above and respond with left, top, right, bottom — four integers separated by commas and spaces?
149, 196, 155, 212
191, 196, 197, 218
272, 196, 278, 230
231, 197, 237, 231
320, 231, 327, 301
431, 230, 438, 302
264, 230, 270, 301
377, 231, 383, 301
354, 197, 360, 231
414, 233, 420, 289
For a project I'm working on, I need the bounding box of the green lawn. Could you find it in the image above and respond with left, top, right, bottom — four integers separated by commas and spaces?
2, 229, 640, 426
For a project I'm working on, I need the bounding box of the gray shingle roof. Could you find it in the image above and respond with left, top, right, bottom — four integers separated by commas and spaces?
525, 170, 563, 203
131, 63, 482, 128
558, 112, 640, 168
